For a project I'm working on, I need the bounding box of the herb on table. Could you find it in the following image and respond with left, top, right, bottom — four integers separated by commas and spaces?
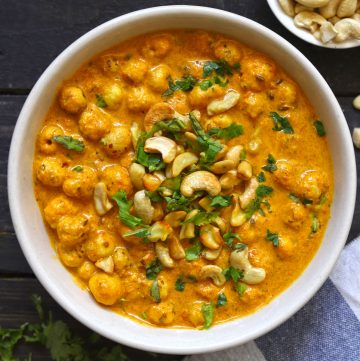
208, 123, 244, 140
245, 185, 274, 219
150, 281, 161, 303
72, 165, 83, 172
146, 259, 163, 280
223, 266, 244, 282
311, 213, 319, 233
270, 112, 294, 134
112, 190, 144, 229
185, 240, 202, 261
163, 75, 197, 97
262, 154, 277, 173
175, 276, 186, 292
208, 195, 232, 208
216, 293, 227, 308
183, 211, 219, 226
235, 283, 247, 296
257, 171, 266, 182
95, 94, 107, 108
201, 302, 215, 330
313, 120, 326, 136
52, 136, 85, 152
266, 229, 279, 247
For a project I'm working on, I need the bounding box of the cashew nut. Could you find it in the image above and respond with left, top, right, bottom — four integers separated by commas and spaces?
155, 242, 174, 268
130, 122, 141, 149
213, 217, 228, 234
198, 197, 215, 212
153, 171, 166, 183
207, 90, 241, 116
144, 136, 177, 163
93, 182, 113, 216
180, 171, 221, 197
334, 18, 360, 41
210, 160, 236, 174
320, 0, 341, 18
296, 0, 330, 7
143, 173, 162, 192
225, 145, 243, 167
294, 11, 327, 32
199, 265, 226, 287
129, 163, 145, 190
164, 211, 187, 227
168, 234, 185, 260
144, 102, 175, 132
148, 221, 173, 242
230, 248, 266, 285
199, 225, 223, 250
95, 255, 114, 274
220, 170, 241, 191
133, 190, 154, 225
353, 95, 360, 110
279, 0, 296, 16
352, 128, 360, 148
203, 247, 222, 261
239, 177, 259, 209
295, 4, 315, 13
179, 209, 198, 239
237, 160, 253, 180
171, 152, 199, 177
231, 195, 247, 227
320, 21, 338, 42
337, 0, 357, 18
328, 15, 341, 24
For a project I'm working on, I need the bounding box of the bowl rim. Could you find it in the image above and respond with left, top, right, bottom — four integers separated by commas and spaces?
8, 5, 357, 354
266, 0, 360, 49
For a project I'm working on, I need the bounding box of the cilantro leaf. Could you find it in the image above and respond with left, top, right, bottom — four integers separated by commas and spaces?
257, 171, 266, 182
223, 231, 246, 250
96, 94, 107, 108
262, 154, 277, 173
175, 276, 185, 292
313, 120, 326, 137
123, 227, 150, 238
112, 190, 144, 229
183, 211, 219, 226
185, 240, 202, 261
245, 185, 273, 219
146, 259, 163, 280
203, 59, 235, 77
235, 283, 247, 296
270, 112, 294, 134
289, 193, 313, 205
266, 229, 279, 247
199, 79, 213, 90
311, 213, 319, 233
136, 133, 165, 172
150, 281, 161, 303
163, 75, 197, 97
72, 166, 83, 172
240, 148, 247, 161
223, 266, 244, 282
209, 195, 232, 208
53, 136, 85, 152
164, 190, 201, 212
208, 123, 244, 140
201, 302, 215, 330
216, 293, 227, 308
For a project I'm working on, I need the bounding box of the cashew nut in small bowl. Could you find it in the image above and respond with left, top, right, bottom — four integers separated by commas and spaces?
171, 152, 199, 177
93, 182, 113, 216
294, 11, 327, 32
352, 128, 360, 149
207, 89, 241, 116
279, 0, 296, 16
320, 0, 341, 19
334, 18, 360, 41
337, 0, 358, 18
144, 102, 175, 132
199, 224, 223, 250
144, 136, 177, 163
199, 265, 226, 286
180, 171, 221, 197
230, 248, 266, 284
133, 190, 154, 225
156, 242, 175, 268
319, 21, 339, 42
296, 0, 330, 7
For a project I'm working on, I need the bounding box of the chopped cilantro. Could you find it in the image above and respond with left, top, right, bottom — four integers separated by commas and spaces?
96, 94, 107, 108
314, 120, 326, 137
235, 283, 247, 295
262, 154, 277, 173
245, 185, 273, 219
270, 112, 294, 134
240, 148, 247, 160
185, 240, 202, 261
216, 293, 227, 308
266, 229, 279, 247
223, 231, 246, 250
201, 302, 215, 330
112, 190, 144, 229
208, 123, 244, 140
72, 165, 83, 172
209, 195, 232, 208
163, 75, 197, 97
183, 211, 219, 226
52, 136, 85, 152
150, 281, 161, 303
164, 190, 200, 212
289, 193, 313, 205
223, 266, 244, 282
123, 227, 150, 238
311, 213, 319, 233
203, 59, 236, 77
199, 79, 213, 90
257, 171, 266, 182
175, 276, 185, 292
136, 133, 165, 172
146, 259, 163, 280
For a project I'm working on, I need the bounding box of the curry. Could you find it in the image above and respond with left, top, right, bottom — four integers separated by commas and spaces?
33, 30, 333, 329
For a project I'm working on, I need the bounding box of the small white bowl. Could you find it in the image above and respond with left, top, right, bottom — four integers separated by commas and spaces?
267, 0, 360, 48
8, 5, 356, 355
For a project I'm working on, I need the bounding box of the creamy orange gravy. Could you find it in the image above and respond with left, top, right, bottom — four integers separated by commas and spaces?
33, 30, 333, 328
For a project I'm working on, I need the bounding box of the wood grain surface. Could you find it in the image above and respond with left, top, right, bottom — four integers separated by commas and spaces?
1, 1, 359, 360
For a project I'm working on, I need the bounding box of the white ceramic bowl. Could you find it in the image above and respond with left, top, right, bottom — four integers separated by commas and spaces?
267, 0, 360, 48
8, 5, 356, 355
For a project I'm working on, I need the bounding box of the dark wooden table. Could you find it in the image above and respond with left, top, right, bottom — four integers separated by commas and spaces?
1, 1, 359, 359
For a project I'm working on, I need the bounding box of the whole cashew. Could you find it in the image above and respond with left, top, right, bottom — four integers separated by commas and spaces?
207, 90, 241, 116
144, 136, 177, 163
320, 21, 338, 42
231, 194, 247, 227
225, 145, 243, 167
334, 18, 360, 41
202, 247, 222, 261
320, 0, 341, 18
220, 170, 241, 191
180, 171, 221, 197
294, 11, 327, 32
279, 0, 296, 16
171, 152, 199, 177
210, 159, 236, 174
199, 265, 226, 286
337, 0, 357, 18
93, 182, 113, 216
296, 0, 330, 7
129, 163, 146, 190
239, 177, 259, 209
144, 102, 175, 132
230, 248, 266, 285
133, 190, 154, 225
156, 242, 174, 268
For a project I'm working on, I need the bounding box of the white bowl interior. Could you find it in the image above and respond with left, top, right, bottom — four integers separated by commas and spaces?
267, 0, 360, 49
8, 6, 356, 355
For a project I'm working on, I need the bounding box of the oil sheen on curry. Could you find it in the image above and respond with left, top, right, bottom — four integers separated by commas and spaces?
33, 30, 333, 329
